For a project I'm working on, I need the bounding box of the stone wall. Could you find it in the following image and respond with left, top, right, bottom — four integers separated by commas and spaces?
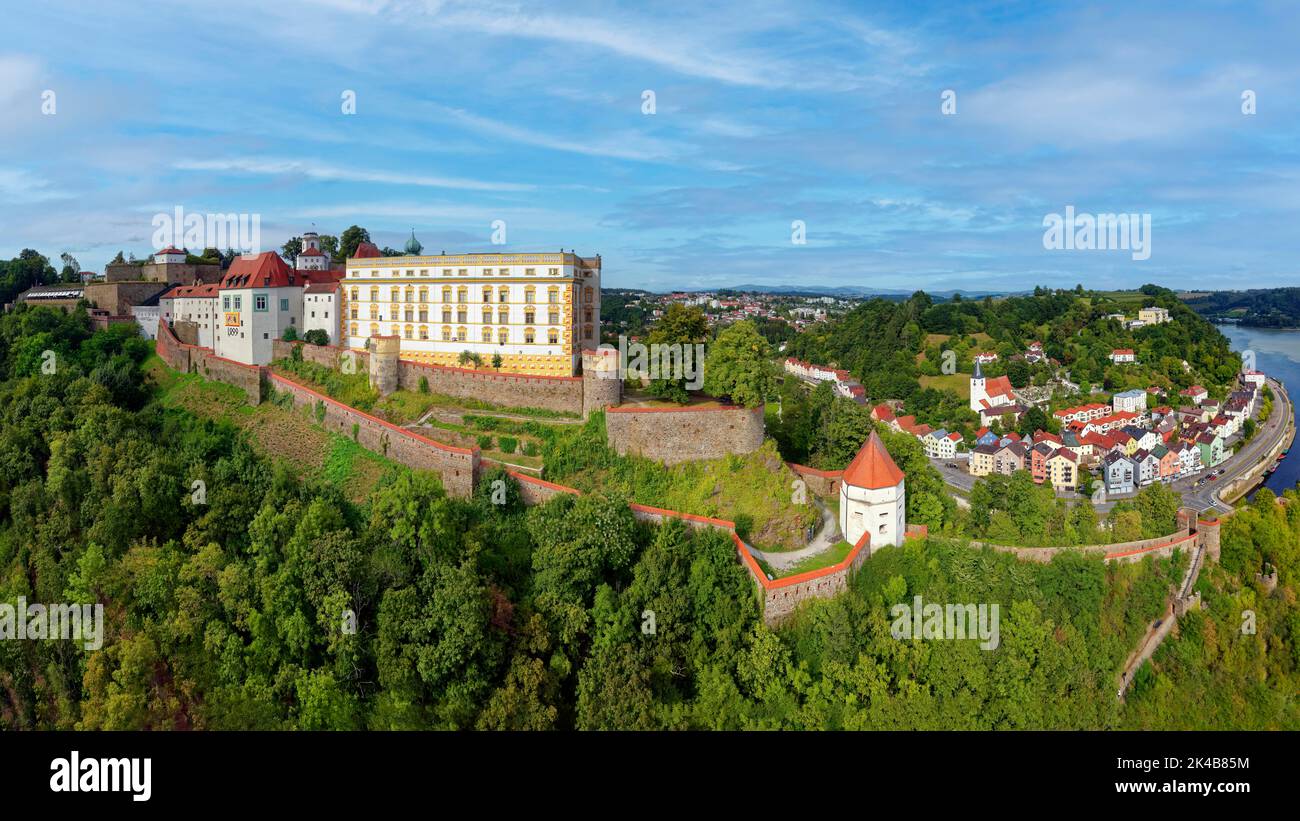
605, 404, 766, 465
83, 281, 169, 315
581, 348, 623, 417
787, 463, 843, 498
270, 340, 585, 416
266, 372, 478, 498
968, 528, 1197, 564
156, 320, 262, 404
508, 471, 581, 506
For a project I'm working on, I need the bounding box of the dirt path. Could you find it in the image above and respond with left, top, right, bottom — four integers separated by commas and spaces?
746, 497, 842, 570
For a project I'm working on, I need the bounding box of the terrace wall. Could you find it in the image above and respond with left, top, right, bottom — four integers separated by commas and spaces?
605, 404, 765, 465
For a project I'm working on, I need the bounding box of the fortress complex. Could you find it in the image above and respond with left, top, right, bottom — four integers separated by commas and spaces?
341, 237, 602, 377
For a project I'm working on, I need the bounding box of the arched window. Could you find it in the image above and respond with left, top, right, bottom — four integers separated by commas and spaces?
369, 323, 379, 337
524, 327, 535, 344
584, 286, 593, 303
390, 287, 400, 303
498, 286, 509, 303
481, 307, 492, 324
442, 286, 452, 303
350, 304, 358, 319
350, 322, 358, 337
498, 328, 508, 345
456, 326, 467, 342
457, 287, 468, 304
390, 324, 399, 336
405, 286, 414, 302
369, 305, 379, 320
441, 326, 451, 341
584, 324, 593, 340
404, 324, 413, 339
498, 308, 509, 325
524, 286, 535, 304
481, 327, 492, 343
419, 325, 428, 340
418, 287, 428, 303
482, 286, 491, 303
548, 328, 558, 344
442, 307, 452, 323
350, 286, 359, 301
548, 286, 559, 304
369, 286, 379, 302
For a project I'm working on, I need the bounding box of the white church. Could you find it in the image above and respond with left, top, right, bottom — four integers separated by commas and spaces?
839, 431, 907, 553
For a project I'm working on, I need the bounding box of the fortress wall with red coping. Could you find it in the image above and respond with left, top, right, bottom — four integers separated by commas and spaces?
507, 471, 580, 506
787, 463, 843, 498
271, 339, 583, 415
604, 404, 766, 465
157, 321, 262, 404
266, 371, 479, 498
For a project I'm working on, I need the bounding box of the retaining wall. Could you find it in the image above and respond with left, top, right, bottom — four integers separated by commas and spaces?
266, 371, 479, 498
605, 404, 766, 465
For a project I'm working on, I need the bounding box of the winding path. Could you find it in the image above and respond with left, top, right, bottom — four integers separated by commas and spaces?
746, 497, 842, 571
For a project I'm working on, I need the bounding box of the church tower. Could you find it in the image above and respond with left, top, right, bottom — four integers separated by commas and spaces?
839, 430, 907, 553
297, 231, 329, 271
969, 358, 987, 413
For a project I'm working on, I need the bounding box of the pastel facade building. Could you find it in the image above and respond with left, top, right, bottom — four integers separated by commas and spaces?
212, 253, 307, 365
342, 245, 602, 377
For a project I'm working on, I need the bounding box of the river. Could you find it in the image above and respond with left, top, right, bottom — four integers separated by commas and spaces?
1216, 323, 1300, 498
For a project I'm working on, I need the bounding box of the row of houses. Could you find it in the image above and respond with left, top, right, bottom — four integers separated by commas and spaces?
872, 403, 964, 458
784, 357, 867, 403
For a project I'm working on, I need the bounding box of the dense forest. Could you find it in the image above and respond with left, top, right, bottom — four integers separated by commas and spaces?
1182, 287, 1300, 328
0, 305, 1295, 729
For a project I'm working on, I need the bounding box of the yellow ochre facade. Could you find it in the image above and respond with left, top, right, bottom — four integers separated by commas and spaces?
342, 250, 601, 376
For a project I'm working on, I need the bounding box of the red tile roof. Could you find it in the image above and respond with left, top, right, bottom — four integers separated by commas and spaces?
843, 431, 905, 490
352, 242, 382, 259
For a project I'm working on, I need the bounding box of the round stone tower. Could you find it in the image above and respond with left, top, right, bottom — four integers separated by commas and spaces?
369, 335, 400, 397
582, 346, 622, 418
1198, 516, 1221, 564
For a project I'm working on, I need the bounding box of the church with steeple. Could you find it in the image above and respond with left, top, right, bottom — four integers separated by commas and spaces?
968, 358, 1016, 414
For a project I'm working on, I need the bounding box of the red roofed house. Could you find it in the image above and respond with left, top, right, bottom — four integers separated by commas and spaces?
1109, 348, 1136, 364
839, 431, 907, 553
969, 360, 1016, 413
1180, 385, 1208, 404
212, 251, 310, 365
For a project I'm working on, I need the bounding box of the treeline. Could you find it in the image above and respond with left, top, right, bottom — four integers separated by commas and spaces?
1182, 287, 1300, 328
784, 285, 1240, 403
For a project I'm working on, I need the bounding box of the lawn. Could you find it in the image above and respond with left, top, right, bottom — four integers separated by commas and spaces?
919, 371, 971, 398
776, 540, 854, 577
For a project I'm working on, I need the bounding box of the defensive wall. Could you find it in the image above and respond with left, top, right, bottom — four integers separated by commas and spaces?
156, 320, 262, 405
604, 403, 766, 465
965, 507, 1221, 566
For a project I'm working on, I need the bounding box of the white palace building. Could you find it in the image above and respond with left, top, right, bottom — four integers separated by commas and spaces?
341, 234, 602, 377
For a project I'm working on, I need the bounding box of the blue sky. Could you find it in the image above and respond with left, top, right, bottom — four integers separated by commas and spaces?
2, 0, 1299, 293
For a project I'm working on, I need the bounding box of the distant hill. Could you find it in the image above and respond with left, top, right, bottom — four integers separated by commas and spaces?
1180, 288, 1300, 328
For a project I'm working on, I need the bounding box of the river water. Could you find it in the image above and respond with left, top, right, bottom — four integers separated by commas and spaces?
1217, 323, 1300, 497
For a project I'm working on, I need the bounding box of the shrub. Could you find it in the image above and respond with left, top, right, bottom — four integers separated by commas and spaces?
477, 434, 493, 450
498, 436, 518, 454
522, 441, 539, 457
303, 328, 330, 346
282, 326, 299, 342
419, 376, 429, 394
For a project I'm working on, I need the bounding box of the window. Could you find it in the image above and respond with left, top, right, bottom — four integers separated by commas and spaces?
369, 323, 379, 337
457, 287, 468, 304
525, 310, 535, 324
482, 308, 492, 324
350, 322, 358, 336
525, 327, 535, 344
442, 269, 451, 276
481, 327, 492, 342
370, 305, 379, 319
223, 296, 230, 310
391, 324, 399, 337
419, 326, 428, 340
482, 268, 492, 276
405, 307, 414, 322
584, 325, 593, 340
418, 287, 428, 303
234, 296, 242, 310
525, 268, 535, 276
549, 267, 559, 276
498, 309, 508, 325
280, 298, 289, 312
457, 309, 467, 324
482, 287, 491, 302
498, 268, 508, 276
441, 326, 451, 341
524, 287, 535, 304
498, 287, 509, 303
350, 287, 359, 301
584, 309, 592, 323
548, 311, 559, 325
442, 286, 451, 303
456, 326, 466, 342
584, 286, 593, 303
498, 328, 508, 344
419, 308, 428, 322
457, 269, 467, 276
405, 287, 414, 302
404, 325, 413, 339
548, 287, 558, 304
548, 329, 558, 344
442, 308, 452, 323
391, 287, 400, 302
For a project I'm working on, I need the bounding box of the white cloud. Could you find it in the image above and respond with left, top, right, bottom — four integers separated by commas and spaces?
172, 157, 535, 192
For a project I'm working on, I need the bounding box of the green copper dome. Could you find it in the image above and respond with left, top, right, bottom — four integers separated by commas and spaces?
404, 230, 423, 255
